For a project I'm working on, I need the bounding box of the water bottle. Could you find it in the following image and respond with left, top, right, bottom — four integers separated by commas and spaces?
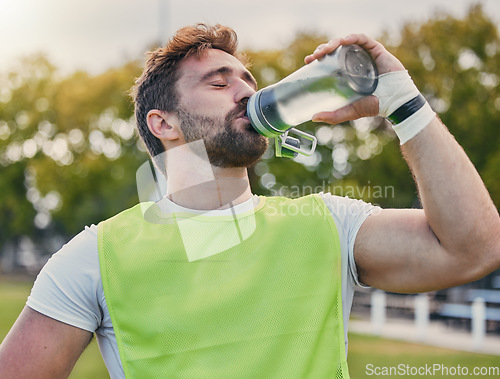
247, 44, 378, 158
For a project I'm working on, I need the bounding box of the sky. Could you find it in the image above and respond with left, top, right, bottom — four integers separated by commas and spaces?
1, 0, 499, 75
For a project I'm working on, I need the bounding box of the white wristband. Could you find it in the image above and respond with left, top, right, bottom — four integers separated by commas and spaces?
373, 71, 436, 144
392, 102, 436, 145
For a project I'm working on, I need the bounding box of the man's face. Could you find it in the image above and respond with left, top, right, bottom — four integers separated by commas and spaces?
174, 49, 268, 168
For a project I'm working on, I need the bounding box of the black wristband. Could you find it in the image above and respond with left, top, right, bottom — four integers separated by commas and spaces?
388, 94, 426, 125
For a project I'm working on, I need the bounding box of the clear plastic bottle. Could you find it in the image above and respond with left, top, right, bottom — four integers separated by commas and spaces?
247, 44, 378, 138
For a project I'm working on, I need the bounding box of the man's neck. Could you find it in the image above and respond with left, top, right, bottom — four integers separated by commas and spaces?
166, 172, 253, 211
164, 142, 253, 210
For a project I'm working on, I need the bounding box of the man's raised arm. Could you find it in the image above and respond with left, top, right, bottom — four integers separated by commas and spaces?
307, 34, 500, 293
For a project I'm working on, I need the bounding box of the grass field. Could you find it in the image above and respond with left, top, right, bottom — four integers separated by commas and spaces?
1, 279, 499, 378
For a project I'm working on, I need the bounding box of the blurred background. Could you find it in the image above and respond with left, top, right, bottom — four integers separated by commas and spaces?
1, 0, 499, 377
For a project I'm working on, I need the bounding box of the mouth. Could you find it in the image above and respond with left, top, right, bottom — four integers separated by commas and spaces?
237, 109, 249, 121
239, 115, 250, 124
234, 111, 251, 129
228, 105, 259, 134
235, 115, 258, 134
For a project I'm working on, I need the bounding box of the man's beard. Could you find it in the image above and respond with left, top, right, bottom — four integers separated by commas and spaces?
177, 102, 269, 168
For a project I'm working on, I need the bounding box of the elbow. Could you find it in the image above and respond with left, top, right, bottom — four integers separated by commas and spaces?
464, 200, 500, 276
492, 229, 500, 271
448, 219, 500, 285
487, 217, 500, 270
466, 222, 500, 281
481, 209, 500, 272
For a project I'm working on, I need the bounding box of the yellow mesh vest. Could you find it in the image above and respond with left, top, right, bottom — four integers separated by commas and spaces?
98, 195, 349, 378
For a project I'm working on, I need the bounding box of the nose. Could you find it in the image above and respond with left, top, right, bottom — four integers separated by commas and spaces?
234, 78, 256, 103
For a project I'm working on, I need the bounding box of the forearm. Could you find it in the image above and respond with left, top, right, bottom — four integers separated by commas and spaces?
402, 116, 500, 275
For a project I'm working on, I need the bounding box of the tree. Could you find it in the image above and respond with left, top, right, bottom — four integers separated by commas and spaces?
30, 61, 147, 236
0, 55, 57, 260
371, 4, 500, 208
0, 55, 147, 264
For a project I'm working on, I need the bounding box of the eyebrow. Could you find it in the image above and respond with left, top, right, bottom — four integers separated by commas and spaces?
200, 66, 258, 90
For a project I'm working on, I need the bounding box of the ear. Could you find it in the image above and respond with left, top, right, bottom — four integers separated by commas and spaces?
146, 109, 181, 141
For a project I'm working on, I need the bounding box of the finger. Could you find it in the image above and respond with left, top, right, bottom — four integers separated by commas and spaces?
304, 38, 342, 64
340, 34, 405, 73
340, 34, 380, 52
312, 96, 379, 124
312, 108, 356, 125
305, 35, 384, 65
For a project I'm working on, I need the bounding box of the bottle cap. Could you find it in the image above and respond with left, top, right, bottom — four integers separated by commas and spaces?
343, 45, 378, 95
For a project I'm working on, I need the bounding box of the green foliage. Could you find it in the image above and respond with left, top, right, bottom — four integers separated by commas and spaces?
0, 55, 147, 254
378, 4, 500, 208
0, 162, 37, 246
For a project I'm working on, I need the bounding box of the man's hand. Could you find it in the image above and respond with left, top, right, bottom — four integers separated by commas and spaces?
304, 34, 405, 125
304, 34, 405, 72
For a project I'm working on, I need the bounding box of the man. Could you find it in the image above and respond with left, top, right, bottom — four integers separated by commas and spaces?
0, 24, 499, 378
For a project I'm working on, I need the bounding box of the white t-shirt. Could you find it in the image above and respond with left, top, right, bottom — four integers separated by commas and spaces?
26, 193, 378, 378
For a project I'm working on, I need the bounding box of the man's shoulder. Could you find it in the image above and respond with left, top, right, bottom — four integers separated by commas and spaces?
103, 202, 153, 221
98, 202, 156, 229
261, 192, 370, 210
260, 193, 322, 204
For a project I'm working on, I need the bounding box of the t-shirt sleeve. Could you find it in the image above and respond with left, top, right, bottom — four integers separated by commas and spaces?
319, 192, 381, 287
26, 225, 103, 333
